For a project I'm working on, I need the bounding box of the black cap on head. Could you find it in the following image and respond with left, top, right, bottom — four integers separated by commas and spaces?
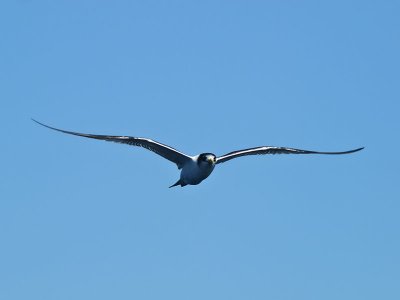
198, 153, 216, 165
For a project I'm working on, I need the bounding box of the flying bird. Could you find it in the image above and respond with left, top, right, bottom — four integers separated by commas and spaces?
32, 119, 364, 188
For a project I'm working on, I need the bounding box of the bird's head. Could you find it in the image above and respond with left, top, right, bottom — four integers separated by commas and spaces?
198, 153, 217, 166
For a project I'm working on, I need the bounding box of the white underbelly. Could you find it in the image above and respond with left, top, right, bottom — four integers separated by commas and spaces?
181, 160, 215, 185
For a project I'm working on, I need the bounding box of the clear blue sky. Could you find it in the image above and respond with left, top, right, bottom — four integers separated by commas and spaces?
1, 1, 399, 299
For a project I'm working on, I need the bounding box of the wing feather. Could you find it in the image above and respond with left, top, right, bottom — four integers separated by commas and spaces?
32, 119, 191, 169
216, 146, 364, 164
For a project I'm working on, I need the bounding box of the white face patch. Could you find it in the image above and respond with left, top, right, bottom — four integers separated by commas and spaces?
206, 156, 216, 164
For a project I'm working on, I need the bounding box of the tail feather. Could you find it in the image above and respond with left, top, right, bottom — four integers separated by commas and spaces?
169, 179, 186, 188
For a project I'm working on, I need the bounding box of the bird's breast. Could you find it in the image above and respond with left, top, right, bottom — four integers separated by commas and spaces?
180, 160, 215, 185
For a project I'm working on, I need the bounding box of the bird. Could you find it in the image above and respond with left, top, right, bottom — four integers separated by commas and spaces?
32, 119, 364, 188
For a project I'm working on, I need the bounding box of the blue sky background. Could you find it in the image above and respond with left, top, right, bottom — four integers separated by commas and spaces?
1, 1, 399, 299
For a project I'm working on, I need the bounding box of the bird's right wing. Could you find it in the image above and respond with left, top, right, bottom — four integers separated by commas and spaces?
32, 119, 192, 169
216, 146, 364, 164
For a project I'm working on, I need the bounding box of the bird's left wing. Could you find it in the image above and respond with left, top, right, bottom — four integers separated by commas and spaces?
32, 119, 192, 169
216, 146, 364, 164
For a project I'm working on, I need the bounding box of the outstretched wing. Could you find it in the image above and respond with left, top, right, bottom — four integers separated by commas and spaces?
32, 119, 192, 169
216, 146, 364, 164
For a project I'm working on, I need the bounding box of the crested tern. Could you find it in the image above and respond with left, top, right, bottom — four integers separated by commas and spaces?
32, 119, 364, 188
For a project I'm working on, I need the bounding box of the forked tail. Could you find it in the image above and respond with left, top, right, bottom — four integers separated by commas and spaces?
169, 179, 187, 188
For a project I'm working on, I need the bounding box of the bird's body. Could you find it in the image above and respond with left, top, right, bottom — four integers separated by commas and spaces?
32, 119, 363, 188
174, 154, 216, 187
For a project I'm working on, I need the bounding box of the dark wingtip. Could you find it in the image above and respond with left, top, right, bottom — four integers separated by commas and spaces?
31, 119, 72, 136
338, 147, 364, 154
331, 146, 365, 154
31, 118, 47, 128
